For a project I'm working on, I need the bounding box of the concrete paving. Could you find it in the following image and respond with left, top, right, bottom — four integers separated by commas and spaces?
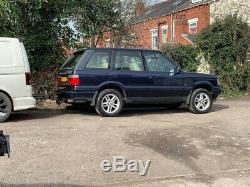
0, 99, 250, 186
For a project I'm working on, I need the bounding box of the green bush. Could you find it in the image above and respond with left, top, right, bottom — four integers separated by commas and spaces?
196, 16, 250, 93
162, 45, 199, 72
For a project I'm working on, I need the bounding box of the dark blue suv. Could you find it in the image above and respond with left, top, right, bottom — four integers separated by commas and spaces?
57, 48, 221, 117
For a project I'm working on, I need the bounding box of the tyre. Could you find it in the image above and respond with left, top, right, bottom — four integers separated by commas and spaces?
0, 93, 12, 123
189, 88, 213, 114
95, 89, 124, 117
166, 103, 182, 109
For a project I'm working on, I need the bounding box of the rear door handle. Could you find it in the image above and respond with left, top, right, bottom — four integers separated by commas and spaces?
148, 76, 153, 79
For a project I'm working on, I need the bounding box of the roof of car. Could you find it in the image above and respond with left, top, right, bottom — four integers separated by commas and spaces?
75, 48, 161, 53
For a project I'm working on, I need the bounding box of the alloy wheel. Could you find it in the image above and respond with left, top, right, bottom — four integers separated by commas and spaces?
101, 94, 120, 114
194, 93, 211, 112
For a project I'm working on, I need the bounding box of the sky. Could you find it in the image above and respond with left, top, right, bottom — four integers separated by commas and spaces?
147, 0, 166, 5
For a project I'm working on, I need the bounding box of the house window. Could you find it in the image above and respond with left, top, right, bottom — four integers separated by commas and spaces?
192, 0, 202, 3
162, 25, 168, 43
150, 29, 158, 49
188, 18, 198, 34
105, 39, 111, 48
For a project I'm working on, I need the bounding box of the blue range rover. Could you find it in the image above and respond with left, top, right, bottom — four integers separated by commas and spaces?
57, 48, 221, 117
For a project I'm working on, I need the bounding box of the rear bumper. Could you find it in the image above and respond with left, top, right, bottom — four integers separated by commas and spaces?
212, 87, 222, 99
56, 91, 93, 104
13, 97, 36, 111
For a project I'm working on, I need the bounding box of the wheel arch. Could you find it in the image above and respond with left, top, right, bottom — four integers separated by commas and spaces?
186, 82, 213, 105
91, 82, 126, 106
0, 89, 14, 111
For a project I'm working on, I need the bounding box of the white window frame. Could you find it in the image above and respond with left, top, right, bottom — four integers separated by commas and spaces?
192, 0, 202, 3
161, 25, 168, 43
150, 28, 158, 49
188, 18, 198, 34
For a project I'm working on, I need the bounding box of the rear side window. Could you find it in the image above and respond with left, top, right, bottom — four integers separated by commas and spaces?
85, 51, 110, 69
62, 53, 83, 70
115, 50, 144, 72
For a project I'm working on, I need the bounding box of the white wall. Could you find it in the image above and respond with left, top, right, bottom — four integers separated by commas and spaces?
210, 0, 250, 25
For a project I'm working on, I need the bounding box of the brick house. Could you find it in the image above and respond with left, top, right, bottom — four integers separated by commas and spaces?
95, 0, 249, 49
131, 0, 211, 49
97, 0, 212, 49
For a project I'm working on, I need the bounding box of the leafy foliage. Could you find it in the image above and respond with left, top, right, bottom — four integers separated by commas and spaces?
196, 16, 250, 92
75, 0, 132, 47
0, 0, 77, 70
162, 45, 199, 72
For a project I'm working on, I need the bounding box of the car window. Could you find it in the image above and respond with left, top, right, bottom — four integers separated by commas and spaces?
115, 50, 144, 72
85, 51, 110, 69
144, 51, 176, 73
61, 53, 83, 70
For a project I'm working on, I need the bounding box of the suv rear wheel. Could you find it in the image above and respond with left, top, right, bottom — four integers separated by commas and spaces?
95, 89, 124, 117
0, 93, 12, 123
189, 88, 213, 114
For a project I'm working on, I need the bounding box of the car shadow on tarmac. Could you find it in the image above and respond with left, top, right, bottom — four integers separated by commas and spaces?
5, 103, 229, 122
120, 103, 229, 117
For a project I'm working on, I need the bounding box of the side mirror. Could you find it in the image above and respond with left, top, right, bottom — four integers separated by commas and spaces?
0, 131, 10, 158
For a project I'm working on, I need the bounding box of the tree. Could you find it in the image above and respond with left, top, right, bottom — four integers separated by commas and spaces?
75, 0, 134, 47
196, 16, 250, 93
0, 0, 78, 70
162, 45, 199, 72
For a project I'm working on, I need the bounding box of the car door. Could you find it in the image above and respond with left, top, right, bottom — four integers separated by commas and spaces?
111, 49, 150, 100
142, 51, 185, 102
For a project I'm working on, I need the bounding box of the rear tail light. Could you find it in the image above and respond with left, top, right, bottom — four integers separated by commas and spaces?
68, 75, 80, 86
25, 72, 32, 85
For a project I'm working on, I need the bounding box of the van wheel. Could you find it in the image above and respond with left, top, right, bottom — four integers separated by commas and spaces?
95, 89, 123, 117
189, 88, 213, 114
0, 93, 12, 123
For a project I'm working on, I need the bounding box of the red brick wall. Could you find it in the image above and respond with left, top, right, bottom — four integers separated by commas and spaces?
132, 4, 210, 48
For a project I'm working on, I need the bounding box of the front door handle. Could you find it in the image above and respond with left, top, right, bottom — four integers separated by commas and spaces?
148, 76, 153, 79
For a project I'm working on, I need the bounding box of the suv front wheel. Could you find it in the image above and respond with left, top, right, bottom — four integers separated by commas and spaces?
189, 88, 213, 114
95, 89, 124, 117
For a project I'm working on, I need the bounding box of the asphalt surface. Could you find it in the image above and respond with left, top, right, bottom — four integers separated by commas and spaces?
0, 99, 250, 187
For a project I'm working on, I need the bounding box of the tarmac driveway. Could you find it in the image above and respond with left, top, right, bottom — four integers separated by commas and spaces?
0, 99, 250, 187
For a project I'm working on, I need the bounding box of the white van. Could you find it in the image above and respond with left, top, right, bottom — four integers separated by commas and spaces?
0, 37, 36, 122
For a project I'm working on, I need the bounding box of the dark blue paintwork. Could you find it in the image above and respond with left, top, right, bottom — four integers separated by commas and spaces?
56, 48, 221, 105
